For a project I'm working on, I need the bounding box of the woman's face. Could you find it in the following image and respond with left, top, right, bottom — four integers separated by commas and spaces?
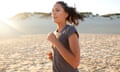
51, 3, 68, 24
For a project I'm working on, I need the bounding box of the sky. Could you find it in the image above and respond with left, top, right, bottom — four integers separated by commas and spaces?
0, 0, 119, 20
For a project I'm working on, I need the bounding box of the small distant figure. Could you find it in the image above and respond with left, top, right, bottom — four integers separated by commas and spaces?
47, 1, 83, 72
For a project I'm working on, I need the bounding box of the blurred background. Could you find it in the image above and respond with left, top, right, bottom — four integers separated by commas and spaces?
0, 0, 120, 37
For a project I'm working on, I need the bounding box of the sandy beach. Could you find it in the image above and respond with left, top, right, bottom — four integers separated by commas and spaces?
0, 34, 120, 72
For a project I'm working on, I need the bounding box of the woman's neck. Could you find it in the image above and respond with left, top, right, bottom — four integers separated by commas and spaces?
57, 22, 66, 32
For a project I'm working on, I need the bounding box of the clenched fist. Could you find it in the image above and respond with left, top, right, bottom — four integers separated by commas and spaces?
47, 32, 57, 44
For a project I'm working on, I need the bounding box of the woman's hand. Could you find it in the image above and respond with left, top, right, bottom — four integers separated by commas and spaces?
47, 32, 57, 45
47, 52, 53, 60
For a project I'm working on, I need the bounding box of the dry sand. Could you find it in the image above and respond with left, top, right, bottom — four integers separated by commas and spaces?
0, 34, 119, 72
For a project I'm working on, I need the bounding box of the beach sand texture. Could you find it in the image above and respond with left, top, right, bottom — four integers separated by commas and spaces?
0, 34, 119, 72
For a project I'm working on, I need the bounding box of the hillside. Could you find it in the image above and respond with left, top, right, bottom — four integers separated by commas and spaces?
0, 12, 119, 37
10, 12, 120, 20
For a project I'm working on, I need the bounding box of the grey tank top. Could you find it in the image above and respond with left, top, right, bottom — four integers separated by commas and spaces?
52, 24, 79, 72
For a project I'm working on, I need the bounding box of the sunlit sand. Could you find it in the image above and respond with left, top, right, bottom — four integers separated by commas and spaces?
0, 34, 119, 72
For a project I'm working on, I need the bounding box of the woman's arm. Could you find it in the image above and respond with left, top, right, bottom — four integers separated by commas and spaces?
68, 33, 80, 67
47, 32, 80, 68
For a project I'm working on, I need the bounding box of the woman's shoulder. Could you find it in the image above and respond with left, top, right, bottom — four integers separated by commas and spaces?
65, 24, 79, 37
66, 24, 76, 31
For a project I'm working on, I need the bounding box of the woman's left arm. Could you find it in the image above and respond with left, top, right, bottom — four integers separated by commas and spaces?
68, 33, 80, 67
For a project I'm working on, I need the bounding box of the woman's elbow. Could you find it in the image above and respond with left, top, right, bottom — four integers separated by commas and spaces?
72, 58, 80, 68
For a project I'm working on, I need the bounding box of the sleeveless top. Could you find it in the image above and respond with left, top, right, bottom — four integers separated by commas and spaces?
52, 24, 79, 72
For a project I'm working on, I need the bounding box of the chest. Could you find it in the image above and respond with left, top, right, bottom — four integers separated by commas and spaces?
55, 30, 70, 49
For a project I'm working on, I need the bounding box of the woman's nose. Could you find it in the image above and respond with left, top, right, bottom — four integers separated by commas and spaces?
51, 12, 56, 17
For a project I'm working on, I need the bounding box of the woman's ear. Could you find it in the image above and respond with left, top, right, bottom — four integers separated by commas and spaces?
65, 12, 68, 18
